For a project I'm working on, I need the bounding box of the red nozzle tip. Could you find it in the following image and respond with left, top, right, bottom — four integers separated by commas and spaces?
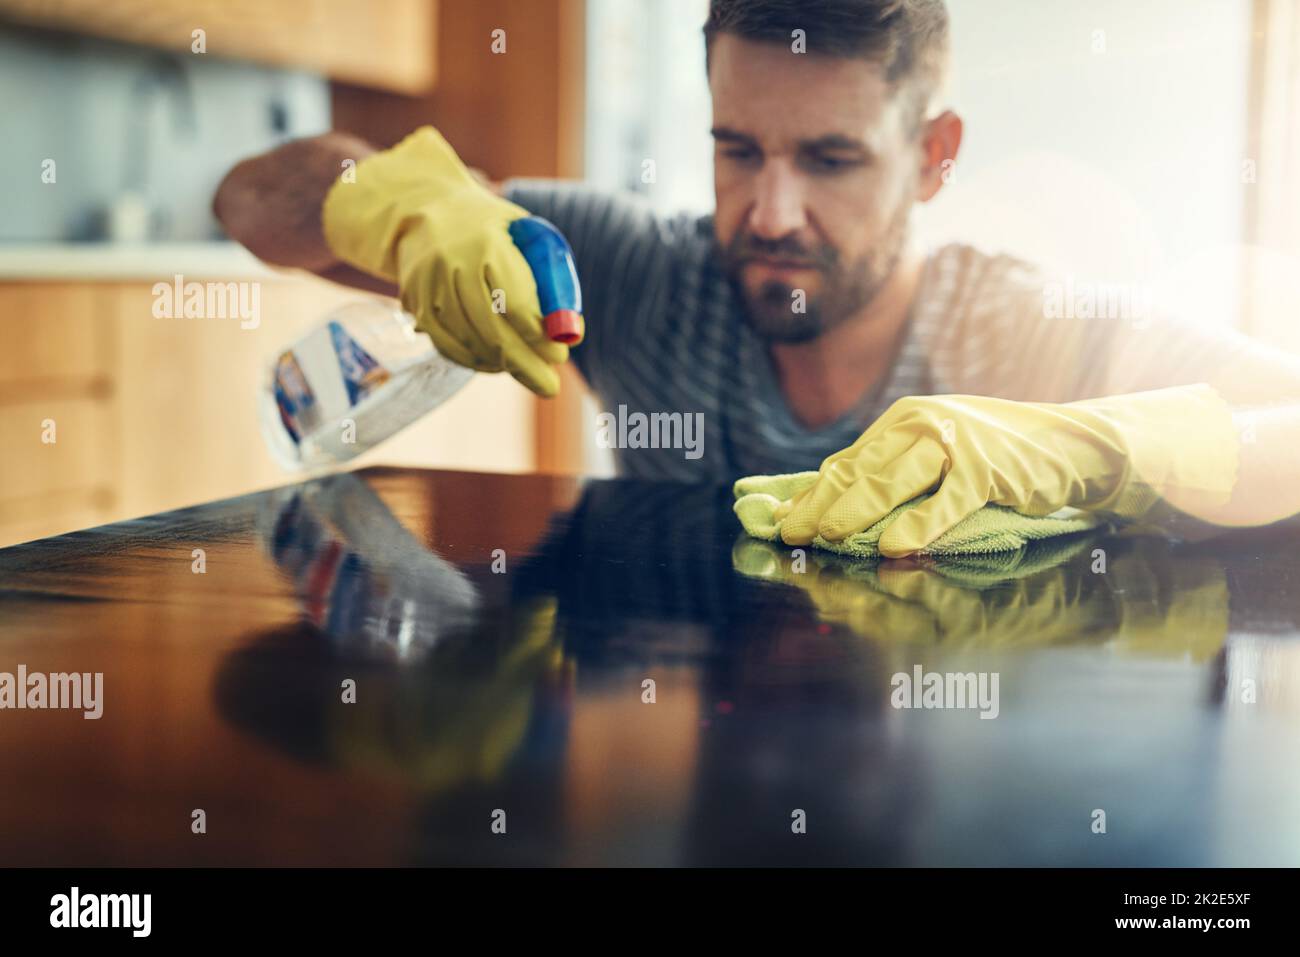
545, 309, 584, 345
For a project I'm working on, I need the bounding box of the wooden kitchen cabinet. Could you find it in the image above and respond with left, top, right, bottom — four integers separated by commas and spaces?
0, 274, 535, 547
0, 0, 438, 94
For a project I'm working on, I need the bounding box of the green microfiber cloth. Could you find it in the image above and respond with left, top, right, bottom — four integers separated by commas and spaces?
733, 471, 1105, 558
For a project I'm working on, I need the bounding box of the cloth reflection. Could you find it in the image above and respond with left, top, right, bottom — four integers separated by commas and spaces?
732, 533, 1229, 660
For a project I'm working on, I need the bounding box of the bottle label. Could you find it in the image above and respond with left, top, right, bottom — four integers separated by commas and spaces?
272, 350, 317, 444
329, 320, 391, 406
272, 321, 392, 447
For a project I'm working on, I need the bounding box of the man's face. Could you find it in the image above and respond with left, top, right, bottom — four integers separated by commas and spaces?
709, 34, 921, 342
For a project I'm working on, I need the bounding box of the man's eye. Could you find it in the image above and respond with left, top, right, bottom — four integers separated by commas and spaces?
804, 154, 859, 173
720, 146, 759, 162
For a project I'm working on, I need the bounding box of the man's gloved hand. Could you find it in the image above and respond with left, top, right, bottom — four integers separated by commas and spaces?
322, 126, 575, 397
775, 384, 1239, 557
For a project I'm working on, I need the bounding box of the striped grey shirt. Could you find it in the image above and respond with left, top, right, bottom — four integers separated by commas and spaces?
504, 180, 1128, 483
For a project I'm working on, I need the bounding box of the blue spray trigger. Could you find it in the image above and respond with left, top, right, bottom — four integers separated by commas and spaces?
508, 216, 584, 344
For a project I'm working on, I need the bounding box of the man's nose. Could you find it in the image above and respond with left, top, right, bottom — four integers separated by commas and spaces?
747, 160, 807, 240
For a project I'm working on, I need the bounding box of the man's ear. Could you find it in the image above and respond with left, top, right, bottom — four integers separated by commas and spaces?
915, 110, 963, 203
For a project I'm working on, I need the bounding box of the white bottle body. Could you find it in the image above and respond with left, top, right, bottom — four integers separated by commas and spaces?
260, 300, 474, 470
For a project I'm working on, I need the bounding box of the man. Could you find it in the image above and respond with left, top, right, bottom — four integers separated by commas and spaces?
215, 0, 1300, 557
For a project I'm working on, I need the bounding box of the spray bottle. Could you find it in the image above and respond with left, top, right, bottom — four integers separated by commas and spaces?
259, 216, 582, 470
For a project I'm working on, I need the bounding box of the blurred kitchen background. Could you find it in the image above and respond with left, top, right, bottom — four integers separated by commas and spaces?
1, 0, 1298, 546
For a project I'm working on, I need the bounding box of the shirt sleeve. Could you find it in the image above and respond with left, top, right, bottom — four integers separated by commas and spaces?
918, 245, 1110, 403
921, 244, 1300, 406
1094, 312, 1300, 405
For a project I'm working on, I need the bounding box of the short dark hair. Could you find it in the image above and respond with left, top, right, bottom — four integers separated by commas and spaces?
703, 0, 950, 125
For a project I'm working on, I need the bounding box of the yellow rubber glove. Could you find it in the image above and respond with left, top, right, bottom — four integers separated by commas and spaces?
775, 385, 1239, 558
321, 126, 576, 396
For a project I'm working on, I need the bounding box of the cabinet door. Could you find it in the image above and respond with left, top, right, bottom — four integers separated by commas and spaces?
0, 283, 118, 547
0, 0, 438, 93
111, 278, 345, 519
0, 275, 539, 547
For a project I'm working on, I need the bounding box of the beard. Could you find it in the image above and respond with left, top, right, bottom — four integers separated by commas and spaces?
722, 201, 911, 344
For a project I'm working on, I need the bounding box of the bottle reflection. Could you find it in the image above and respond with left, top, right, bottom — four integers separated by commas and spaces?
219, 473, 570, 808
255, 474, 481, 660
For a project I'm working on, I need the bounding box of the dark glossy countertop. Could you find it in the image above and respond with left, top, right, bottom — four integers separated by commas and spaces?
2, 467, 1299, 866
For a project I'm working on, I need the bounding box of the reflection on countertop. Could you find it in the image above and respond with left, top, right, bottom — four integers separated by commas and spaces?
1, 468, 1299, 865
